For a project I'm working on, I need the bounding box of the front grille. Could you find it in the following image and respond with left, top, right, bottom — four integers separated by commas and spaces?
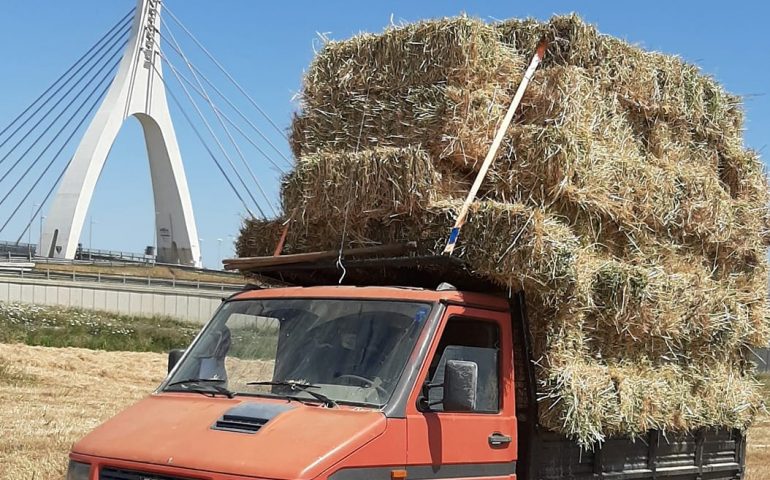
100, 467, 195, 480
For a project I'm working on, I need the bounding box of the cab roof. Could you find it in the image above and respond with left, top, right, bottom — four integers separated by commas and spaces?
230, 285, 510, 311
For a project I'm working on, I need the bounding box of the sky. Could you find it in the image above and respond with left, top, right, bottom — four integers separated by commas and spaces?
0, 1, 767, 268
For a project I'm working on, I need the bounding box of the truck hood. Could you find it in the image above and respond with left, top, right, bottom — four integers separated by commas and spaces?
73, 393, 386, 479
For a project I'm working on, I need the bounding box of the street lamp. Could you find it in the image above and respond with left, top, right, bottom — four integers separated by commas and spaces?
227, 234, 235, 259
39, 215, 46, 257
198, 238, 204, 268
217, 238, 223, 270
153, 211, 160, 262
28, 203, 39, 259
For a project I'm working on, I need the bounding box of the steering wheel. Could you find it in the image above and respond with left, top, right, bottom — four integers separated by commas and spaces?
335, 374, 389, 397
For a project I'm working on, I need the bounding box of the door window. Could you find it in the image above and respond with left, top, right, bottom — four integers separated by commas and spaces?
423, 317, 500, 413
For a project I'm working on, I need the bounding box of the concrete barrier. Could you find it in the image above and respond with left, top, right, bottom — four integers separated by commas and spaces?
0, 275, 239, 324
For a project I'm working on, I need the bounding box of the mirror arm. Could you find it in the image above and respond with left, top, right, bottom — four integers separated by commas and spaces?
418, 381, 444, 411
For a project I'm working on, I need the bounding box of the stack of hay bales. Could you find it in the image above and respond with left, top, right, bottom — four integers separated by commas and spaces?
236, 15, 770, 447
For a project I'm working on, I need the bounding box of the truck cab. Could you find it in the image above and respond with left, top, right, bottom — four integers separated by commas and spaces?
68, 282, 746, 480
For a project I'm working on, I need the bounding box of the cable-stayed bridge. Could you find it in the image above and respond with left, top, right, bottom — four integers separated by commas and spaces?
0, 0, 288, 267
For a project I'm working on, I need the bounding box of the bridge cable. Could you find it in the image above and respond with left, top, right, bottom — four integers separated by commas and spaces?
161, 28, 279, 217
0, 7, 136, 147
0, 43, 127, 189
158, 24, 292, 169
163, 5, 288, 140
158, 53, 267, 218
159, 54, 286, 174
150, 63, 258, 219
3, 67, 118, 239
0, 33, 130, 171
0, 14, 132, 158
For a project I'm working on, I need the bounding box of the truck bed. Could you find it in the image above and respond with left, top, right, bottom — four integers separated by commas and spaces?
532, 428, 744, 480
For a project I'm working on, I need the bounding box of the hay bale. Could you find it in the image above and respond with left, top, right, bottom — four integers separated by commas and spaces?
236, 218, 287, 258
303, 17, 519, 99
496, 14, 744, 142
238, 14, 770, 447
281, 146, 444, 221
292, 17, 523, 163
538, 346, 763, 446
580, 257, 767, 352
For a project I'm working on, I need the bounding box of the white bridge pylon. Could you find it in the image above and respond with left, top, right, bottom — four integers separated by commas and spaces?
41, 0, 201, 266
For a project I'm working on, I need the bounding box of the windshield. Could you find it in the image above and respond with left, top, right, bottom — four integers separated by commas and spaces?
164, 298, 432, 407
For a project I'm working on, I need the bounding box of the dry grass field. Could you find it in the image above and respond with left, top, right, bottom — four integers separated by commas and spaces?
0, 342, 768, 479
0, 344, 166, 479
747, 415, 770, 479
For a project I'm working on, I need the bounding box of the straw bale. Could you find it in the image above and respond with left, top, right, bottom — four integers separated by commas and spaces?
537, 346, 763, 446
580, 257, 768, 352
239, 14, 770, 446
496, 14, 744, 141
236, 217, 287, 258
293, 17, 524, 164
438, 200, 582, 304
281, 146, 443, 222
303, 17, 520, 100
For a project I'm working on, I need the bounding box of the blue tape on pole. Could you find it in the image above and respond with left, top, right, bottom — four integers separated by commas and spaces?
447, 227, 460, 245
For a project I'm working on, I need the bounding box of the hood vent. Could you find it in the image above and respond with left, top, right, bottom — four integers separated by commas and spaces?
212, 402, 294, 434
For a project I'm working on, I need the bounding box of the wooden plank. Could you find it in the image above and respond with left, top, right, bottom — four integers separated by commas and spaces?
443, 40, 547, 255
223, 242, 416, 271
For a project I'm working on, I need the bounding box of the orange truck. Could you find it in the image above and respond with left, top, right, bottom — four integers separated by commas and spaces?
67, 253, 747, 480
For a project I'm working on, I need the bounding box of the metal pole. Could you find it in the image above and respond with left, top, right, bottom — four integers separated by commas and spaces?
89, 216, 94, 261
217, 238, 222, 270
29, 203, 39, 258
153, 210, 159, 265
39, 215, 46, 255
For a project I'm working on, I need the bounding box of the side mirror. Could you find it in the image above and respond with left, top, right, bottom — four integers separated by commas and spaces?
443, 360, 478, 412
168, 349, 185, 374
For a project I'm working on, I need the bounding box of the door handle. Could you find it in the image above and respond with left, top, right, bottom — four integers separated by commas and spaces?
488, 432, 512, 447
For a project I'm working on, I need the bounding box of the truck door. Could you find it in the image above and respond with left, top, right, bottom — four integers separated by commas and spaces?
406, 306, 517, 479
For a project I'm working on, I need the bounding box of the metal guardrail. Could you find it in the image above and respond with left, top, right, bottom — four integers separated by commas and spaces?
0, 266, 242, 292
0, 240, 37, 258
0, 244, 239, 279
0, 241, 155, 264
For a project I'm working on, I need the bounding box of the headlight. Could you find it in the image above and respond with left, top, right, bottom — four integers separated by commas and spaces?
67, 460, 91, 480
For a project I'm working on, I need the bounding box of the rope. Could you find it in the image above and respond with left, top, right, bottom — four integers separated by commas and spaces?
161, 26, 278, 217
150, 63, 257, 219
0, 8, 133, 146
336, 88, 371, 283
163, 4, 287, 140
157, 27, 291, 169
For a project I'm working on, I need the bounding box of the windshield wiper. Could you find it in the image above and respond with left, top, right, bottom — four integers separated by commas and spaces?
247, 380, 338, 408
166, 378, 235, 398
